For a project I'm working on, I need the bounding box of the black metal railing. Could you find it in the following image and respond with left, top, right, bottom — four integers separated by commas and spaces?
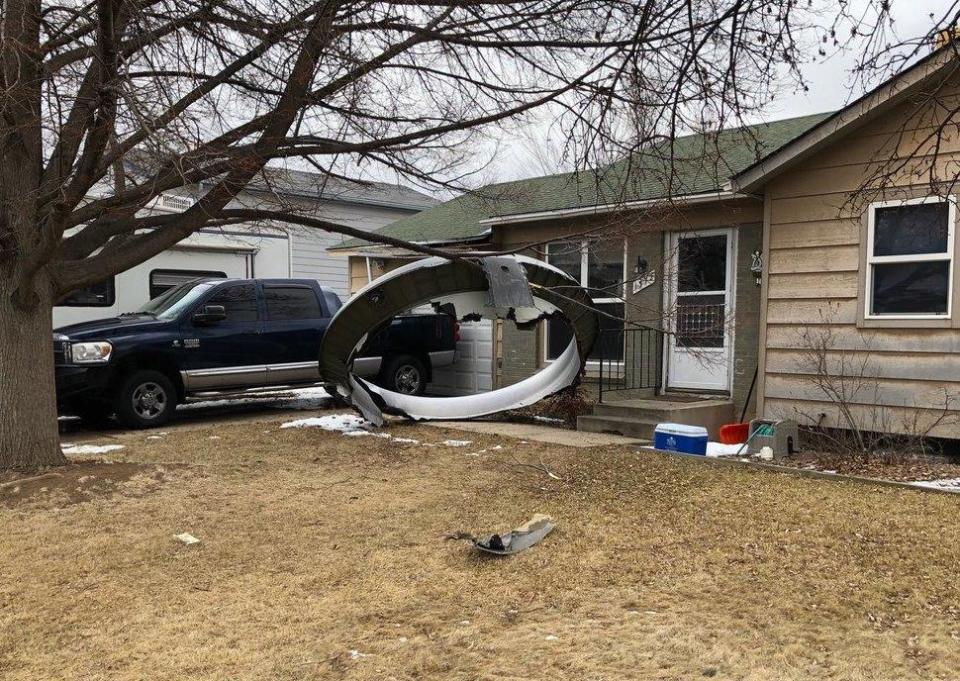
596, 326, 664, 403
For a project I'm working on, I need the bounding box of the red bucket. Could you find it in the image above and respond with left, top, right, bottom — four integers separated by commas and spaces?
719, 422, 749, 445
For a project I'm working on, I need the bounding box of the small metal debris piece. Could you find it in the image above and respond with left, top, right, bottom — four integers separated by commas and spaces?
174, 532, 201, 546
451, 514, 555, 556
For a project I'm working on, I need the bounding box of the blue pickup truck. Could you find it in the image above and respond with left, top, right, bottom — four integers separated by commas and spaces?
54, 278, 458, 428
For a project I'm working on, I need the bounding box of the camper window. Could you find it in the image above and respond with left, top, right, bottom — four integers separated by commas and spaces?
61, 277, 115, 307
150, 269, 227, 299
866, 197, 954, 319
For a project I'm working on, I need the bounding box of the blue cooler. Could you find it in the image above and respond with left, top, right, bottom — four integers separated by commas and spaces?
654, 423, 708, 455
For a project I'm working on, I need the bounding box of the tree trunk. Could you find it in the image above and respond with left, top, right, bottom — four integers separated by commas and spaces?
0, 279, 66, 470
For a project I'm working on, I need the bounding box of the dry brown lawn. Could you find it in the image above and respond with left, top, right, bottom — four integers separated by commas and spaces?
2, 410, 960, 680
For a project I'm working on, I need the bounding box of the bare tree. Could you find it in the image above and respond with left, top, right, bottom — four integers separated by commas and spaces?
1, 1, 948, 470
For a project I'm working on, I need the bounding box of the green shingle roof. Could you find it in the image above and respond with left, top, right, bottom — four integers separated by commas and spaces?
334, 112, 831, 250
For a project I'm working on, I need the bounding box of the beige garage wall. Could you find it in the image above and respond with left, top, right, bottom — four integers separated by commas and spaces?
759, 80, 960, 437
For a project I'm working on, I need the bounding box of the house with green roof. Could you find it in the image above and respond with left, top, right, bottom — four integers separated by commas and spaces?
332, 42, 960, 441
331, 112, 829, 422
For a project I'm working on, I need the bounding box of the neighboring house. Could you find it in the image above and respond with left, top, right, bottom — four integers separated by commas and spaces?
54, 168, 437, 327
333, 45, 960, 440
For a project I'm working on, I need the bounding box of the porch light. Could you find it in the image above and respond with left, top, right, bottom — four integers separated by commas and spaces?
750, 249, 763, 286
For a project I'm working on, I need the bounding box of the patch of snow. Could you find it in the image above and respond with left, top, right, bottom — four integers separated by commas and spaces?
342, 430, 390, 438
280, 413, 395, 440
442, 440, 472, 447
533, 416, 565, 424
208, 435, 221, 440
911, 478, 960, 492
392, 437, 420, 444
489, 445, 504, 451
706, 442, 747, 458
281, 413, 372, 433
61, 443, 125, 455
545, 635, 559, 641
348, 650, 369, 661
146, 435, 163, 440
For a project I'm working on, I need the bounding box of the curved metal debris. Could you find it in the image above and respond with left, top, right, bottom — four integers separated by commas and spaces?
319, 254, 599, 426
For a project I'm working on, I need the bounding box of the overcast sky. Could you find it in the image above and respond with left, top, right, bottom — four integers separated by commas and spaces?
473, 0, 956, 185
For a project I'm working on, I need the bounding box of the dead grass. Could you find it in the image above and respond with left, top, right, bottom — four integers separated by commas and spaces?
3, 412, 960, 680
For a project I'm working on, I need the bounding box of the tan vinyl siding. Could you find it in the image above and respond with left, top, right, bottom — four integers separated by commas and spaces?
759, 79, 960, 438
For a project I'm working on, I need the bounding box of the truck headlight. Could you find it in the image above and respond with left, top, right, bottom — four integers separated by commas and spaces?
71, 341, 113, 364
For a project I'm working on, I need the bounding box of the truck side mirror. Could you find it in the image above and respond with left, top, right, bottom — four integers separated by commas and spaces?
192, 304, 227, 325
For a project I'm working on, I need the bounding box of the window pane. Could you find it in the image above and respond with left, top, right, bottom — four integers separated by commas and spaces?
546, 241, 582, 282
546, 316, 573, 361
586, 240, 624, 296
61, 278, 115, 307
871, 261, 950, 315
591, 303, 624, 361
677, 235, 727, 292
264, 286, 322, 320
546, 303, 624, 362
874, 202, 949, 256
676, 294, 726, 348
208, 284, 258, 322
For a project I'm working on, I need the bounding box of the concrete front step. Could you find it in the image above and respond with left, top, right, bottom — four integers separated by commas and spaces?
577, 414, 660, 439
578, 397, 735, 439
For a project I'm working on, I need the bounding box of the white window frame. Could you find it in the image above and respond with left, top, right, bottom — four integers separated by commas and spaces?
543, 238, 627, 366
865, 196, 955, 320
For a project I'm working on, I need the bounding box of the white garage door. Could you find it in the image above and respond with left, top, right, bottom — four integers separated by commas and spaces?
428, 320, 493, 396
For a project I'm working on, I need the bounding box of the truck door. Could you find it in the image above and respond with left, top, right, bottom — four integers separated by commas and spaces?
179, 282, 268, 390
260, 284, 329, 384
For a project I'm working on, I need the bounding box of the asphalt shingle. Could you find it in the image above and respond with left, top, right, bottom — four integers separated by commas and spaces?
334, 112, 831, 249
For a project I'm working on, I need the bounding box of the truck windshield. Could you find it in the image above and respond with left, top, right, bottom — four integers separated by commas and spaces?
137, 281, 217, 320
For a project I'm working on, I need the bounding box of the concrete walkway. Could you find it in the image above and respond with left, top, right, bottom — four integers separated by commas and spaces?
424, 420, 646, 448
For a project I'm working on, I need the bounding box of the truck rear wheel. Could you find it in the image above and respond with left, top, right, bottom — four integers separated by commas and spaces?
382, 354, 427, 396
113, 370, 177, 429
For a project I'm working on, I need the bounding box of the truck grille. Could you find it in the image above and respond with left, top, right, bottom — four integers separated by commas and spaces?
53, 336, 70, 365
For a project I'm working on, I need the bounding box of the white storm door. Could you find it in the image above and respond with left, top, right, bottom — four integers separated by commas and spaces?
666, 229, 734, 392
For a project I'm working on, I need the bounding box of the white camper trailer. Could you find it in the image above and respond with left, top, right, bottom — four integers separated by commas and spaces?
53, 169, 437, 327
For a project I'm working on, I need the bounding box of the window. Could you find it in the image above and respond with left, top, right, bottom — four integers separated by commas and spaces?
675, 234, 728, 348
866, 198, 954, 318
206, 284, 258, 322
264, 286, 323, 321
545, 239, 625, 362
150, 269, 227, 299
61, 277, 115, 307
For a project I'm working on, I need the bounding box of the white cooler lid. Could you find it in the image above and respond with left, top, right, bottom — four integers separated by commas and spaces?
654, 422, 708, 437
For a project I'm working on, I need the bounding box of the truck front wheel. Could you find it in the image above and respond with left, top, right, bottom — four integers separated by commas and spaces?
382, 354, 428, 396
113, 370, 178, 429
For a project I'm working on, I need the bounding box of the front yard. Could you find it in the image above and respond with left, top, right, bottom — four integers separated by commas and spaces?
2, 410, 960, 680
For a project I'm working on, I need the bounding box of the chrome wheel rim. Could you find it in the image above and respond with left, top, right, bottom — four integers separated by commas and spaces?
132, 382, 167, 419
395, 365, 421, 394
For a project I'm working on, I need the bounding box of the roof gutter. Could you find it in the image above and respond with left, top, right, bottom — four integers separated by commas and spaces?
477, 190, 750, 226
327, 228, 492, 255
